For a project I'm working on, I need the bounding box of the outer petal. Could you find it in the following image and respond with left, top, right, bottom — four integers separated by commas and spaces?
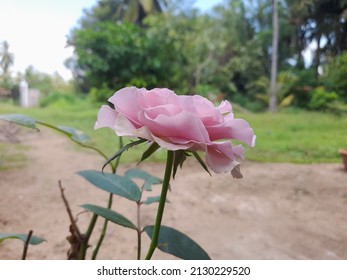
151, 134, 194, 151
114, 113, 153, 140
232, 144, 246, 160
207, 118, 256, 147
108, 86, 146, 125
205, 142, 244, 173
94, 105, 118, 129
228, 119, 256, 147
217, 100, 232, 114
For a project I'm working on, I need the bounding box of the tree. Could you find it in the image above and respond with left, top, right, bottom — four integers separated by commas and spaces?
23, 65, 72, 96
68, 22, 154, 90
0, 41, 15, 95
0, 41, 14, 76
79, 0, 167, 28
67, 0, 170, 92
287, 0, 347, 73
269, 0, 279, 112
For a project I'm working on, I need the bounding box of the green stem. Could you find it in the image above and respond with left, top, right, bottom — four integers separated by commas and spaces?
137, 202, 142, 260
22, 230, 33, 260
91, 137, 123, 260
91, 193, 112, 260
79, 213, 98, 260
145, 150, 174, 260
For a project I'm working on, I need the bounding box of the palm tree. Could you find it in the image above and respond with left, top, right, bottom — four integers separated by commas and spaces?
287, 0, 347, 74
0, 41, 14, 76
124, 0, 166, 24
80, 0, 168, 27
269, 0, 278, 112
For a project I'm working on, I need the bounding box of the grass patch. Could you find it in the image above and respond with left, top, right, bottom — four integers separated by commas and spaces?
0, 101, 166, 165
0, 143, 28, 170
242, 110, 347, 163
1, 101, 347, 165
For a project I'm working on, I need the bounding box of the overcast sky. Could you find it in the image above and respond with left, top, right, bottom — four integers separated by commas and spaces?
0, 0, 223, 81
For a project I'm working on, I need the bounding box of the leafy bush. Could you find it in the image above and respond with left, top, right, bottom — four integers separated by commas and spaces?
88, 83, 113, 103
231, 92, 265, 112
193, 84, 220, 99
308, 87, 339, 111
290, 68, 318, 108
39, 92, 81, 108
322, 52, 347, 102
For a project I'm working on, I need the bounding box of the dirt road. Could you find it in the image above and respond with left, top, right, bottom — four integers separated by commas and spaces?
0, 129, 346, 259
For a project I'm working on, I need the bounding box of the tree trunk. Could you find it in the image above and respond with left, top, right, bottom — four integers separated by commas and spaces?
269, 0, 279, 112
314, 34, 321, 77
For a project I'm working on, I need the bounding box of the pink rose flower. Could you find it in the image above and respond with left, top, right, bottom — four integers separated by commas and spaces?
95, 86, 255, 174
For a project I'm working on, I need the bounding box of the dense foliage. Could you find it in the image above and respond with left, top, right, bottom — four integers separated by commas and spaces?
63, 0, 347, 112
1, 0, 347, 112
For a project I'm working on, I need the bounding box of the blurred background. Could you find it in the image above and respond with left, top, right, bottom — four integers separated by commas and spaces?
1, 0, 347, 110
1, 0, 347, 165
1, 0, 347, 260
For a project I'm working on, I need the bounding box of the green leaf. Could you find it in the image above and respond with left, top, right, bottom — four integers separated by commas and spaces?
139, 142, 160, 163
0, 233, 46, 245
81, 204, 137, 230
144, 225, 211, 260
0, 114, 90, 144
192, 151, 211, 176
124, 168, 162, 191
0, 114, 37, 129
142, 196, 169, 205
36, 121, 90, 143
172, 150, 187, 179
57, 126, 90, 143
102, 139, 147, 172
77, 170, 141, 202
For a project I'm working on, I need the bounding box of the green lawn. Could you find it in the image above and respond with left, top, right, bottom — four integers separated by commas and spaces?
244, 109, 347, 163
1, 101, 347, 168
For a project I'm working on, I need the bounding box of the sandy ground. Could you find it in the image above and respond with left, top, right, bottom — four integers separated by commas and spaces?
0, 128, 347, 260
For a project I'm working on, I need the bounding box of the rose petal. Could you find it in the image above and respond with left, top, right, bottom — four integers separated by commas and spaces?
207, 118, 255, 147
143, 104, 182, 119
94, 105, 118, 129
151, 134, 194, 151
108, 86, 146, 125
205, 141, 244, 173
228, 119, 256, 147
143, 88, 178, 107
178, 95, 223, 125
114, 113, 153, 140
138, 110, 211, 144
217, 100, 232, 114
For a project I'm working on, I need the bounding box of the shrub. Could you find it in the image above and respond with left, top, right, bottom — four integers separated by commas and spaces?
40, 92, 81, 108
322, 52, 347, 102
88, 83, 113, 103
308, 87, 339, 111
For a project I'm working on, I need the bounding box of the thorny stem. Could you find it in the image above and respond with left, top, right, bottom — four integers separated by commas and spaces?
21, 230, 33, 260
145, 150, 174, 260
136, 182, 146, 260
91, 137, 123, 260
